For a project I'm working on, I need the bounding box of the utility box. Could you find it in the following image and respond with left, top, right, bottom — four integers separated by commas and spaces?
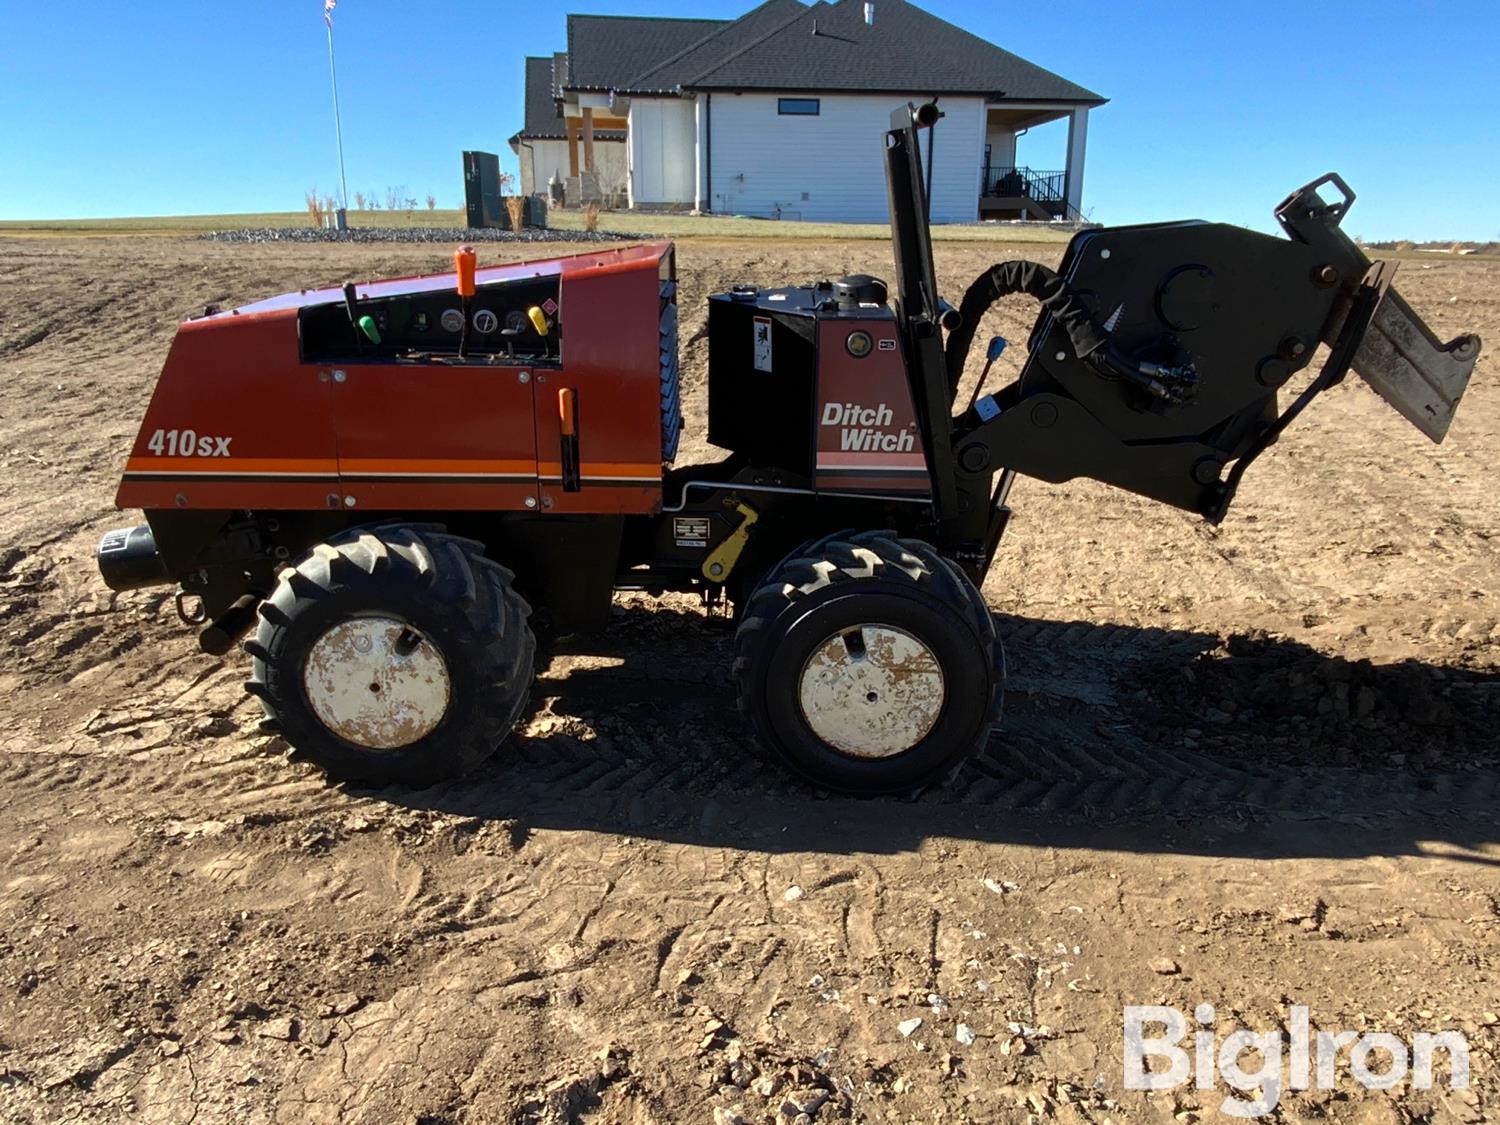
464, 151, 547, 230
463, 151, 503, 229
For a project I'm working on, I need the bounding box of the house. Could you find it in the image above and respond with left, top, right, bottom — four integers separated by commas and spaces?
508, 0, 1105, 223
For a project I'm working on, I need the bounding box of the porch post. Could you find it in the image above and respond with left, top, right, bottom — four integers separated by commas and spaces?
566, 117, 580, 178
582, 107, 596, 174
1064, 107, 1089, 218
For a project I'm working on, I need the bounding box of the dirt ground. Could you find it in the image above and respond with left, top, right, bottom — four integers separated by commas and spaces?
1, 231, 1497, 1124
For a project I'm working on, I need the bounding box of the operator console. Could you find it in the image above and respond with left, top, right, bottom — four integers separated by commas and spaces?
298, 273, 562, 365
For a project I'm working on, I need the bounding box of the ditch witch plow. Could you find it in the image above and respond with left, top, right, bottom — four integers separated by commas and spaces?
99, 103, 1480, 794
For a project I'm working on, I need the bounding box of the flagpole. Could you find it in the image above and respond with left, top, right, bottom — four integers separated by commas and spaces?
325, 9, 350, 216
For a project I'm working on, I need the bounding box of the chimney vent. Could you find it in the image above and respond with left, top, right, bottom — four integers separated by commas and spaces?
864, 2, 875, 25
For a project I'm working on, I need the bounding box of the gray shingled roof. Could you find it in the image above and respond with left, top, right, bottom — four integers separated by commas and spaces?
684, 0, 1104, 101
561, 0, 1103, 102
626, 0, 807, 93
565, 14, 727, 90
517, 56, 566, 139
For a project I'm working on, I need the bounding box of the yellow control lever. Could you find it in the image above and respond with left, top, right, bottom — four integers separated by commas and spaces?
702, 503, 759, 583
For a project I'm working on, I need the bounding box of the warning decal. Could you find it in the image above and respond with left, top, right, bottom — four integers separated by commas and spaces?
753, 315, 773, 373
673, 516, 711, 548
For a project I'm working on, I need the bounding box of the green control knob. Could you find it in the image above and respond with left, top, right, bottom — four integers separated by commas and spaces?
358, 315, 381, 344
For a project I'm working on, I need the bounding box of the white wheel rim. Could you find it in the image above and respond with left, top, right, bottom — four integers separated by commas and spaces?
797, 623, 945, 759
302, 616, 451, 750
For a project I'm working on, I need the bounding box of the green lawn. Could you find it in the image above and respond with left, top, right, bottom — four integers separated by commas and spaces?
0, 206, 1079, 243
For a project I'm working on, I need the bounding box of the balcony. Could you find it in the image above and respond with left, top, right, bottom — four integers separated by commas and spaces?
980, 165, 1079, 222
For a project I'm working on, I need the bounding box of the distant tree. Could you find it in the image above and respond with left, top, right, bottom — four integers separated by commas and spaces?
384, 185, 406, 211
426, 193, 436, 211
498, 170, 516, 196
354, 191, 366, 211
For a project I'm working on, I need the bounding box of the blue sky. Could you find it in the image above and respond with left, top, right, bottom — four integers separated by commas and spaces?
1, 0, 1495, 239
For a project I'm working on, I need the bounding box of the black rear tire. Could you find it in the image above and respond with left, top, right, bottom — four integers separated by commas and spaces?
733, 530, 1003, 794
246, 524, 535, 787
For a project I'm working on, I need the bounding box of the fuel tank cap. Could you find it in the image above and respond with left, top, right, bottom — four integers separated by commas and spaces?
834, 274, 888, 308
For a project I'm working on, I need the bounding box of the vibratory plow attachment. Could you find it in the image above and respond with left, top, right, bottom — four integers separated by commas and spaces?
1279, 174, 1480, 442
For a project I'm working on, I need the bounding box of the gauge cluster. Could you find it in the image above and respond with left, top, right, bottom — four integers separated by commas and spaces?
299, 274, 561, 365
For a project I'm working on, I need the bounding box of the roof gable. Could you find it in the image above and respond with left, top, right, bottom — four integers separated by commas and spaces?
565, 14, 727, 90
626, 0, 807, 92
686, 0, 1103, 101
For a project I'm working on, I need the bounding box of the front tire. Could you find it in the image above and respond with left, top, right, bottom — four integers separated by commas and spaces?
246, 524, 535, 787
733, 531, 1002, 794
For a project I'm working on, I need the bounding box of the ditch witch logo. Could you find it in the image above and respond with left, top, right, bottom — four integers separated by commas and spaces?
1123, 1004, 1469, 1117
821, 402, 915, 453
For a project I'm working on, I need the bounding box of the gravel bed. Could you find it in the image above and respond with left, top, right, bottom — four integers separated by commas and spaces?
198, 226, 639, 244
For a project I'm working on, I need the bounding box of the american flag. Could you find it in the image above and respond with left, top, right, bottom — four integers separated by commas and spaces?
324, 0, 336, 26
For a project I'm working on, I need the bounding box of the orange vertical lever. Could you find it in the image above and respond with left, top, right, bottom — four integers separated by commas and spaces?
453, 245, 477, 298
557, 387, 577, 436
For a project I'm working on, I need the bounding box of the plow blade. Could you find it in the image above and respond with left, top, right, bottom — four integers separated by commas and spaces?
1346, 288, 1480, 442
1278, 172, 1480, 443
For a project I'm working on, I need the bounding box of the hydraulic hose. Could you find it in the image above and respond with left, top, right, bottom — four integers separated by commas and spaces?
944, 260, 1109, 398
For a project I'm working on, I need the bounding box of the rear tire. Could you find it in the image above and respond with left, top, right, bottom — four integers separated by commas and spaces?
246, 524, 535, 787
733, 530, 1002, 794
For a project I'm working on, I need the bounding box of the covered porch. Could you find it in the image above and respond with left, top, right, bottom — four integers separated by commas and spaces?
980, 103, 1090, 222
561, 93, 629, 207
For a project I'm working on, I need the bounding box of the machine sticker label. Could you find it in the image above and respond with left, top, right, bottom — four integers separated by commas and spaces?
820, 402, 915, 453
877, 338, 897, 351
673, 516, 711, 548
99, 530, 129, 553
753, 315, 773, 373
145, 429, 232, 457
541, 297, 559, 316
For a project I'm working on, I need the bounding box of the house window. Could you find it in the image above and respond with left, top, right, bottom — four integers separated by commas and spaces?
777, 98, 820, 116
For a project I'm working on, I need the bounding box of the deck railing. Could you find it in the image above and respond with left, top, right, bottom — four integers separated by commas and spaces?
981, 165, 1082, 220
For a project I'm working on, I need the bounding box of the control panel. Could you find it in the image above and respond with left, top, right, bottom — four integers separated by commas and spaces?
299, 274, 562, 365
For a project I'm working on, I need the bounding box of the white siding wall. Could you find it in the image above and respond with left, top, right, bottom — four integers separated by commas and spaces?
707, 93, 984, 223
984, 122, 1016, 172
519, 139, 627, 198
628, 97, 697, 206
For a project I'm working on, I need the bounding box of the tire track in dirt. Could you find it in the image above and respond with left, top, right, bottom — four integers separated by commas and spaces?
5, 611, 1496, 831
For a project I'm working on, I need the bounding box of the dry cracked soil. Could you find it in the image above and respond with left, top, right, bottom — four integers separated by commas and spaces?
1, 232, 1498, 1124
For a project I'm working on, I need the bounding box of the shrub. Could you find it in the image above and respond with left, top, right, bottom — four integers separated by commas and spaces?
583, 201, 600, 232
505, 196, 525, 231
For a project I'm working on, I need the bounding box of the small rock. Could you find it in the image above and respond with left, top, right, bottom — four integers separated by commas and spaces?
713, 1109, 747, 1125
600, 1043, 631, 1080
955, 1023, 977, 1046
211, 1030, 238, 1044
1148, 957, 1180, 975
256, 1017, 298, 1041
304, 1021, 335, 1049
159, 1040, 182, 1057
323, 991, 363, 1017
897, 1017, 923, 1038
892, 1076, 911, 1094
753, 1074, 784, 1098
939, 1052, 959, 1077
927, 993, 949, 1013
783, 885, 804, 902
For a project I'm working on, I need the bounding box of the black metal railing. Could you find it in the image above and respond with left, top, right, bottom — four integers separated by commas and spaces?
982, 165, 1065, 202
